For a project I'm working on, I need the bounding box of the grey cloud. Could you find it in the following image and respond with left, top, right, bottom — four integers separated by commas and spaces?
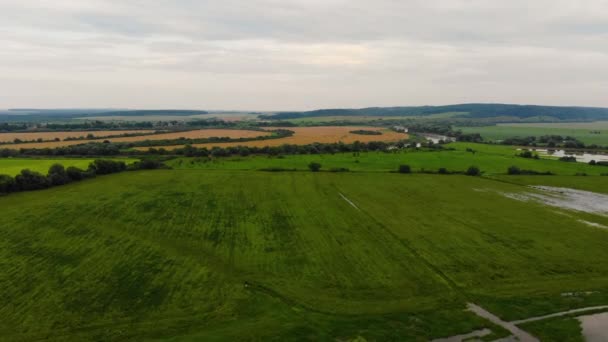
0, 0, 607, 109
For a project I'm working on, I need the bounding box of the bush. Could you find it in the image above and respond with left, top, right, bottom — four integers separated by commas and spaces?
329, 167, 349, 172
398, 165, 411, 174
507, 166, 553, 176
131, 159, 165, 170
47, 164, 70, 186
308, 162, 322, 172
518, 150, 539, 159
15, 169, 50, 191
438, 167, 448, 174
89, 159, 127, 175
66, 166, 90, 181
508, 166, 521, 175
0, 174, 16, 193
466, 166, 481, 176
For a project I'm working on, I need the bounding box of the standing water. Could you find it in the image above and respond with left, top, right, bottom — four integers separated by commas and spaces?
533, 149, 608, 163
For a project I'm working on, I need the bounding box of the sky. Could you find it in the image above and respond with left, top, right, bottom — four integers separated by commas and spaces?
1, 0, 607, 111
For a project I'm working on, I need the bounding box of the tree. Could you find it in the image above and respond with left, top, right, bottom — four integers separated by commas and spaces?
398, 165, 411, 174
308, 162, 322, 172
47, 164, 70, 186
466, 166, 481, 176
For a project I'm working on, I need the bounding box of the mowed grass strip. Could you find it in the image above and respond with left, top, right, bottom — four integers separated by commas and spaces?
137, 126, 407, 150
2, 129, 270, 149
1, 171, 608, 339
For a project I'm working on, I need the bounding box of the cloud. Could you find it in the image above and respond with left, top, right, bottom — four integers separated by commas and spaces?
0, 0, 607, 109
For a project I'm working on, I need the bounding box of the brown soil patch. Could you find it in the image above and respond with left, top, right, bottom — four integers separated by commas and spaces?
1, 129, 270, 149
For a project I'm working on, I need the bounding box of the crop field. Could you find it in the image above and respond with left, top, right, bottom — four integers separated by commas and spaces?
1, 170, 608, 341
0, 130, 155, 143
142, 126, 407, 151
167, 142, 606, 175
457, 124, 608, 146
0, 158, 139, 176
2, 129, 270, 149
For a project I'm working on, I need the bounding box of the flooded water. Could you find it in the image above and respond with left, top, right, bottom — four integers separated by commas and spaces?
421, 133, 454, 144
502, 186, 608, 217
534, 149, 608, 163
578, 312, 608, 342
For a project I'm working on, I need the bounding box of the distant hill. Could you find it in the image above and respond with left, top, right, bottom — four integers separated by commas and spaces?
261, 104, 608, 121
0, 109, 209, 122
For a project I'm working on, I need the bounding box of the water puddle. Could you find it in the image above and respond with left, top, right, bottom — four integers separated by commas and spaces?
578, 312, 608, 342
534, 149, 608, 163
502, 186, 608, 217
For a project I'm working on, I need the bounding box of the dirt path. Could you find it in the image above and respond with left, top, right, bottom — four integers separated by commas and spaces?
467, 303, 539, 342
511, 305, 608, 324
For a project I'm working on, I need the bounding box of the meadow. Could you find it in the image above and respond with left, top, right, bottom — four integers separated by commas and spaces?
166, 142, 606, 175
1, 170, 608, 341
457, 123, 608, 146
0, 158, 137, 176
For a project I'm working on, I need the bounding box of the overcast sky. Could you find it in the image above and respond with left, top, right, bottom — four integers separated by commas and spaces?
1, 0, 607, 110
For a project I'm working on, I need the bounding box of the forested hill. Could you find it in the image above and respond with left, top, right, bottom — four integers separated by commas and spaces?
0, 109, 209, 122
261, 104, 608, 121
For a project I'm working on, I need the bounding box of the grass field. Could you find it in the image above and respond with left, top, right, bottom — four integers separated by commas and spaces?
166, 142, 606, 175
140, 126, 408, 151
1, 170, 608, 340
0, 130, 154, 143
2, 129, 270, 149
0, 158, 137, 176
457, 123, 608, 146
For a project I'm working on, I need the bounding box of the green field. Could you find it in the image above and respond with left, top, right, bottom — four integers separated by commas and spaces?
0, 158, 138, 176
2, 169, 608, 340
456, 123, 608, 146
166, 142, 606, 175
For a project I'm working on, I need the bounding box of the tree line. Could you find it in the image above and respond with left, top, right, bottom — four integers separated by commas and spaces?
0, 159, 165, 195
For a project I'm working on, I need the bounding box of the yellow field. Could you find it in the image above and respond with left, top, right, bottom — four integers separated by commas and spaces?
0, 130, 154, 143
135, 126, 408, 151
1, 129, 270, 149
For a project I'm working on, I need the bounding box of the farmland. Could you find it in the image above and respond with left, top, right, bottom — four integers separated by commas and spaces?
1, 129, 270, 149
167, 142, 606, 175
1, 170, 608, 341
457, 123, 608, 146
139, 126, 407, 151
0, 130, 155, 143
0, 158, 138, 176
